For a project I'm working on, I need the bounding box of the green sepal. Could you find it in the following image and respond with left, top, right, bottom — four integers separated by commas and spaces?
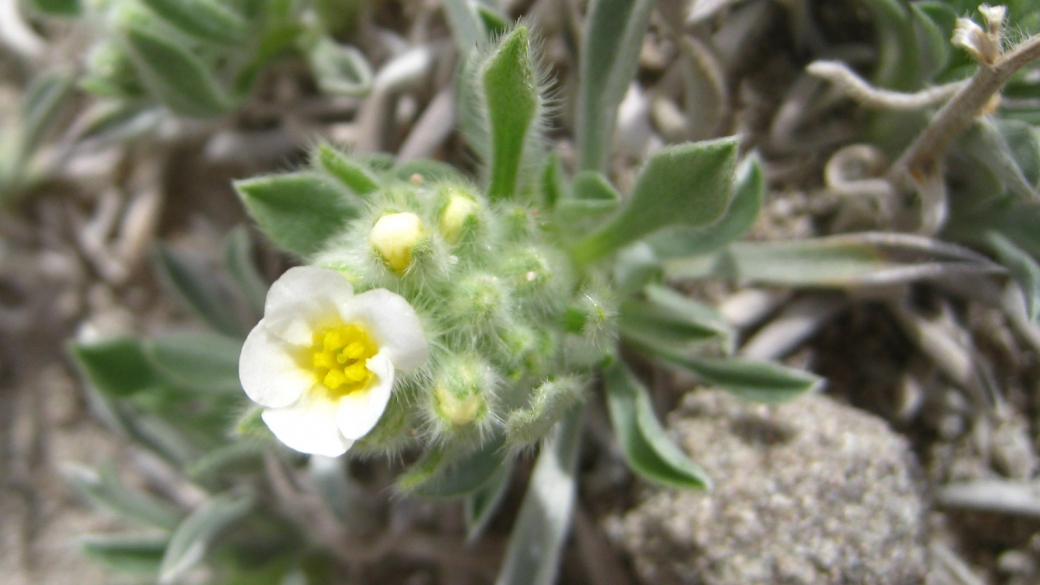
483, 26, 540, 200
572, 138, 737, 265
603, 361, 710, 489
235, 172, 361, 256
307, 37, 373, 97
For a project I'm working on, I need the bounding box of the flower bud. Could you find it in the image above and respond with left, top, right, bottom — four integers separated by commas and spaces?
438, 185, 486, 243
500, 245, 572, 317
505, 376, 586, 450
562, 286, 618, 369
445, 271, 513, 342
426, 353, 498, 442
370, 212, 425, 273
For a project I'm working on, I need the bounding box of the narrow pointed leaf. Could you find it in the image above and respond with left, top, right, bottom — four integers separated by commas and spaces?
540, 152, 569, 209
664, 233, 1005, 285
118, 16, 234, 116
235, 172, 361, 256
572, 138, 737, 265
464, 459, 513, 544
647, 156, 763, 258
80, 533, 169, 574
613, 242, 662, 298
484, 26, 539, 200
604, 362, 710, 489
71, 338, 158, 398
144, 333, 243, 393
154, 245, 245, 337
25, 0, 81, 16
138, 0, 247, 45
405, 436, 508, 498
620, 284, 732, 352
158, 492, 255, 585
63, 464, 182, 530
494, 407, 583, 585
987, 232, 1040, 321
578, 0, 656, 171
316, 144, 381, 195
641, 343, 822, 403
555, 171, 621, 233
308, 38, 373, 97
21, 70, 75, 156
441, 0, 489, 52
222, 226, 268, 317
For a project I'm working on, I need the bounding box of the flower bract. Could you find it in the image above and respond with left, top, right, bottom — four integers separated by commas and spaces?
240, 266, 429, 456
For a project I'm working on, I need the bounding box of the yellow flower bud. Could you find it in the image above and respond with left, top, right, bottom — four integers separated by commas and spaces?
369, 212, 424, 273
439, 193, 479, 244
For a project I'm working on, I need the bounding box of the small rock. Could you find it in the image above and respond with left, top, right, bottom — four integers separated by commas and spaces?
614, 390, 927, 585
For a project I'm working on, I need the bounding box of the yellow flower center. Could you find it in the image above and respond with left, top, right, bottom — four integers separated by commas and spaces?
308, 323, 378, 399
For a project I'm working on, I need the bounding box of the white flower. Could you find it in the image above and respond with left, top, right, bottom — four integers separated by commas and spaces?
240, 266, 428, 457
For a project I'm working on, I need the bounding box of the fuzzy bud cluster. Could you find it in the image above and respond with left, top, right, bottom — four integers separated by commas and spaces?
311, 165, 617, 458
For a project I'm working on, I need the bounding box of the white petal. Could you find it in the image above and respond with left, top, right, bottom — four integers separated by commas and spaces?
262, 394, 354, 457
339, 289, 429, 371
335, 352, 395, 440
240, 323, 312, 408
264, 266, 354, 345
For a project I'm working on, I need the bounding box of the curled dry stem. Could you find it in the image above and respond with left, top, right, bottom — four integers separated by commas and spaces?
807, 61, 968, 111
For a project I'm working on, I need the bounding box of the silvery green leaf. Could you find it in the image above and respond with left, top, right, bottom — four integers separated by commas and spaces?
154, 244, 246, 337
81, 41, 146, 100
962, 119, 1037, 202
74, 101, 164, 145
642, 343, 822, 403
315, 144, 381, 195
308, 37, 373, 97
464, 460, 513, 543
604, 362, 710, 489
79, 533, 169, 574
620, 284, 733, 352
555, 171, 621, 233
494, 407, 583, 585
235, 172, 361, 256
25, 0, 81, 16
859, 0, 918, 90
572, 138, 737, 265
118, 408, 199, 467
222, 226, 268, 318
442, 0, 490, 52
158, 492, 255, 585
540, 152, 569, 209
402, 436, 508, 497
21, 69, 74, 157
138, 0, 247, 45
577, 0, 655, 171
144, 333, 243, 393
909, 3, 950, 82
186, 439, 266, 482
63, 464, 182, 530
308, 455, 353, 522
483, 26, 540, 201
613, 242, 661, 298
117, 12, 235, 117
71, 338, 158, 398
647, 156, 763, 258
997, 119, 1040, 188
664, 232, 1005, 285
987, 232, 1040, 321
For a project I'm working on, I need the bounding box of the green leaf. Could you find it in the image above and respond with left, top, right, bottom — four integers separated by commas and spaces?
222, 226, 268, 318
647, 156, 763, 258
154, 244, 245, 337
577, 0, 656, 171
664, 233, 1005, 285
464, 460, 513, 543
21, 70, 75, 157
909, 3, 949, 82
118, 13, 235, 117
494, 407, 583, 585
80, 533, 169, 574
186, 440, 266, 482
620, 284, 732, 352
961, 119, 1037, 202
63, 464, 182, 530
441, 0, 489, 52
308, 38, 373, 97
138, 0, 247, 45
555, 171, 621, 233
235, 172, 361, 256
540, 152, 569, 209
642, 345, 822, 403
307, 455, 353, 522
71, 338, 158, 398
158, 492, 255, 585
860, 0, 918, 90
603, 361, 711, 489
144, 332, 243, 393
315, 144, 381, 195
986, 232, 1040, 321
483, 26, 540, 200
25, 0, 81, 16
572, 138, 737, 265
403, 436, 508, 497
996, 119, 1040, 188
612, 242, 662, 298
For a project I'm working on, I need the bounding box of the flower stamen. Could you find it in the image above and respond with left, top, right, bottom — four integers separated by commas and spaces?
309, 324, 378, 397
